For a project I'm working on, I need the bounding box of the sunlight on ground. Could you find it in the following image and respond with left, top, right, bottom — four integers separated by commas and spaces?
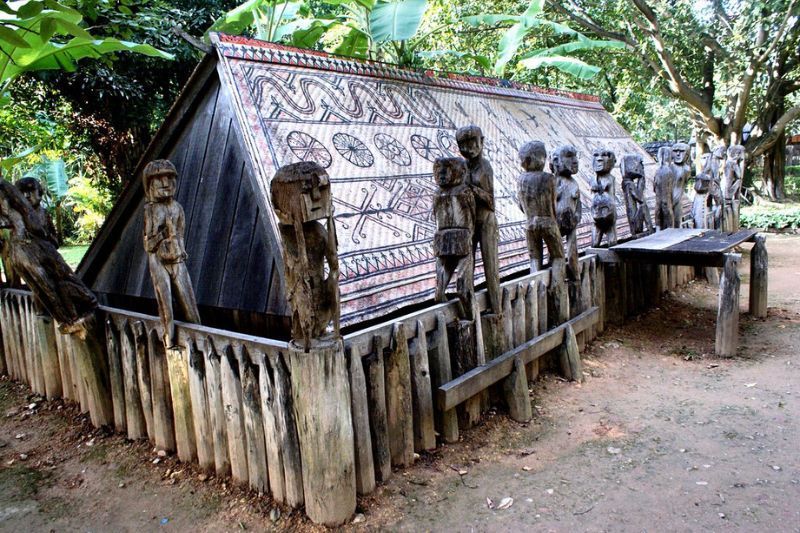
58, 245, 89, 269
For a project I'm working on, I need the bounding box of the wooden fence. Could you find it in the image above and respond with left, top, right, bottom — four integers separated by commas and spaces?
0, 253, 617, 516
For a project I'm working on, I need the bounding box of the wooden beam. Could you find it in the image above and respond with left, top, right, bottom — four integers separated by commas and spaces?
437, 307, 598, 411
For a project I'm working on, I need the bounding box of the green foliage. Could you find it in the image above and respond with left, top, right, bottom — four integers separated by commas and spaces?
369, 0, 427, 42
65, 172, 111, 243
741, 205, 800, 230
207, 0, 306, 42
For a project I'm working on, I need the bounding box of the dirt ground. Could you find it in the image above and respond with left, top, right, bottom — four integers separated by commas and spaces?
1, 234, 799, 532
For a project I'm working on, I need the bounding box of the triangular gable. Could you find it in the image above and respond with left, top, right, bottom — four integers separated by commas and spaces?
210, 34, 658, 327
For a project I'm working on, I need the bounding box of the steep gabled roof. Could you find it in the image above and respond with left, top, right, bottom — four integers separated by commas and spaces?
80, 34, 657, 328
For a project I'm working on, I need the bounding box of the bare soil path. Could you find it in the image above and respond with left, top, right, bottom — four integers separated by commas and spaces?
1, 235, 799, 532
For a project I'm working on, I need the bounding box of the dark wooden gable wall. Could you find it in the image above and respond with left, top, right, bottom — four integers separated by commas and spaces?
81, 61, 288, 334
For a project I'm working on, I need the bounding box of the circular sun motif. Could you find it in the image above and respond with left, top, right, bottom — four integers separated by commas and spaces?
437, 130, 459, 156
286, 131, 332, 168
373, 133, 412, 166
410, 134, 444, 162
332, 133, 374, 168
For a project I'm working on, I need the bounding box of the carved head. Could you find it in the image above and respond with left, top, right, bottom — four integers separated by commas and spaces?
15, 177, 44, 209
657, 146, 673, 166
551, 145, 579, 177
433, 157, 468, 189
620, 154, 644, 179
455, 125, 484, 159
671, 142, 689, 165
727, 144, 745, 162
518, 141, 547, 172
712, 146, 727, 160
143, 159, 178, 203
592, 147, 617, 174
271, 161, 332, 225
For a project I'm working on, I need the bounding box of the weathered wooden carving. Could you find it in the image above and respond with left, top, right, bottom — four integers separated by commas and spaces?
270, 161, 340, 350
15, 177, 58, 246
653, 147, 676, 231
456, 125, 501, 316
722, 144, 745, 201
142, 160, 201, 348
552, 145, 581, 281
620, 154, 653, 235
433, 157, 475, 319
517, 141, 564, 272
692, 153, 713, 228
670, 142, 691, 227
0, 179, 97, 334
590, 147, 618, 247
707, 146, 727, 229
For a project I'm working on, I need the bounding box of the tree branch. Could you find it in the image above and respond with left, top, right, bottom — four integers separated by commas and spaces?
748, 104, 800, 158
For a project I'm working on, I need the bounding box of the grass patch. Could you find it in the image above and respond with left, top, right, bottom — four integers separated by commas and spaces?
0, 465, 50, 502
57, 245, 89, 269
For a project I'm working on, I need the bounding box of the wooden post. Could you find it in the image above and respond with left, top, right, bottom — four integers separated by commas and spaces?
148, 329, 176, 452
513, 283, 526, 348
119, 321, 146, 440
288, 339, 356, 527
503, 356, 532, 423
409, 321, 436, 451
54, 330, 73, 402
188, 340, 214, 472
266, 351, 304, 507
347, 344, 376, 495
537, 279, 548, 335
364, 336, 391, 481
480, 312, 504, 362
559, 324, 583, 382
716, 253, 741, 358
258, 352, 286, 503
166, 344, 197, 462
239, 347, 269, 493
502, 287, 514, 350
220, 344, 249, 484
430, 312, 458, 444
103, 317, 125, 432
133, 321, 155, 439
205, 339, 231, 477
71, 320, 114, 427
0, 296, 11, 378
749, 234, 768, 318
447, 319, 480, 428
384, 323, 415, 467
37, 314, 62, 400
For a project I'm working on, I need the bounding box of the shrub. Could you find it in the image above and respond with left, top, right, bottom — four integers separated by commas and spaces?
740, 205, 800, 230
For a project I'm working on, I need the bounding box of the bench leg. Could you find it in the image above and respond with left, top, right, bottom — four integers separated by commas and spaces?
716, 253, 741, 357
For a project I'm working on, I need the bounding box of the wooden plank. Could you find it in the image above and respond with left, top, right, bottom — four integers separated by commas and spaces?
749, 234, 768, 318
668, 228, 758, 254
187, 339, 214, 471
119, 320, 146, 440
257, 352, 285, 503
133, 321, 155, 439
384, 323, 414, 467
429, 313, 458, 443
26, 299, 45, 395
438, 307, 598, 411
148, 329, 176, 452
220, 344, 249, 485
611, 228, 706, 251
36, 314, 61, 400
218, 173, 260, 309
559, 323, 583, 382
204, 338, 231, 477
503, 356, 531, 423
266, 351, 304, 507
72, 327, 114, 427
537, 279, 548, 335
348, 344, 376, 494
239, 346, 269, 493
513, 283, 526, 348
104, 317, 125, 432
364, 335, 392, 481
166, 344, 197, 462
0, 295, 15, 379
409, 320, 436, 452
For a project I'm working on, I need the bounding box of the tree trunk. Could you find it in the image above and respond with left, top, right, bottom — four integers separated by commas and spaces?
762, 133, 786, 201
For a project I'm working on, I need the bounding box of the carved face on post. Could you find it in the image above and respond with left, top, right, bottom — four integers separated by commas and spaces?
620, 154, 644, 179
455, 125, 484, 160
271, 161, 333, 225
434, 157, 467, 189
671, 143, 689, 165
551, 145, 579, 177
658, 146, 674, 166
143, 160, 178, 203
519, 141, 547, 172
15, 177, 44, 209
727, 144, 745, 163
592, 148, 616, 174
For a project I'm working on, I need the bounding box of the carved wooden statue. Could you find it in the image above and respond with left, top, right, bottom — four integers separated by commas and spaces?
0, 179, 97, 334
433, 157, 476, 319
653, 147, 676, 231
552, 145, 582, 281
722, 144, 745, 202
707, 146, 727, 229
142, 159, 201, 348
270, 161, 340, 350
620, 154, 653, 235
590, 147, 618, 247
517, 141, 564, 272
670, 142, 691, 227
456, 125, 501, 316
692, 153, 713, 228
15, 177, 58, 246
